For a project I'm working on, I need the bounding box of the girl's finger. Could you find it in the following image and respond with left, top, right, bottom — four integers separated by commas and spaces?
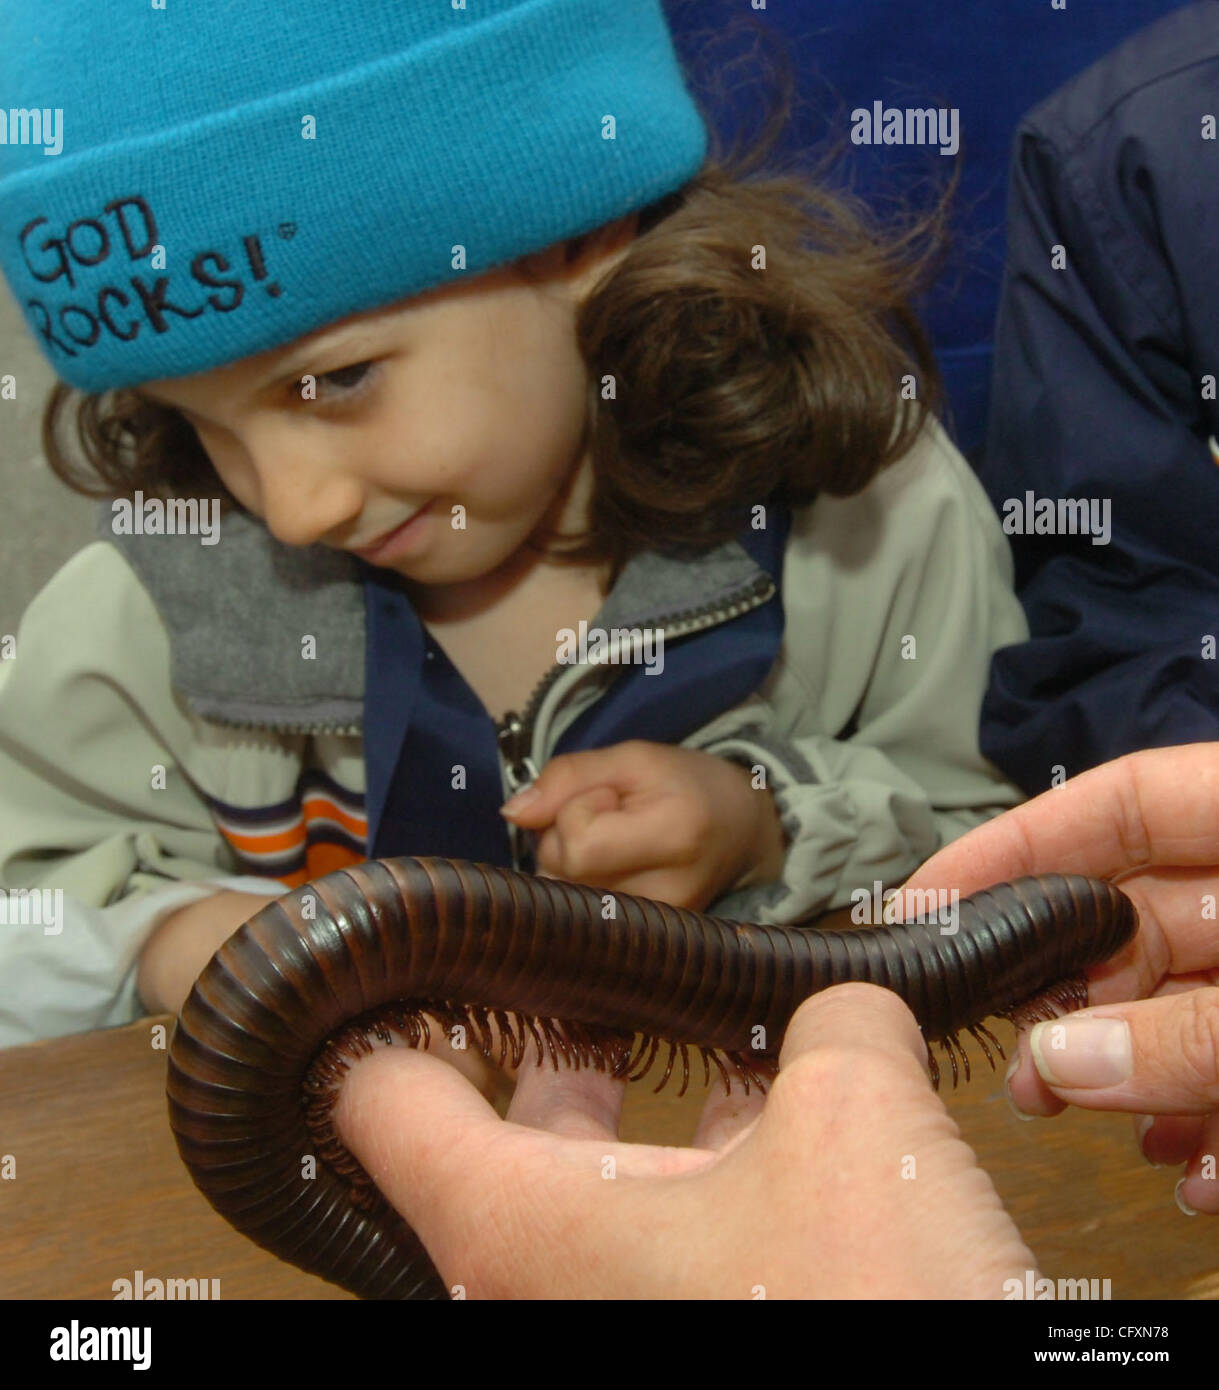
546, 795, 695, 884
500, 743, 654, 824
537, 785, 619, 877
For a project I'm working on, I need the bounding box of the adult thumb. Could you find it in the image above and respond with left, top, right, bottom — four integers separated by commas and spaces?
332, 1044, 524, 1282
1028, 987, 1219, 1113
778, 981, 932, 1082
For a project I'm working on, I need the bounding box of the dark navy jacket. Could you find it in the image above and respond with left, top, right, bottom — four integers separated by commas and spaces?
977, 0, 1219, 793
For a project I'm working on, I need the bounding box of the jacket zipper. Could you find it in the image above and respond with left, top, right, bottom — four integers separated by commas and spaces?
191, 717, 364, 736
198, 572, 778, 870
495, 571, 776, 869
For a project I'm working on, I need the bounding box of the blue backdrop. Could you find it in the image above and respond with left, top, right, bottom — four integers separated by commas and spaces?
662, 0, 1189, 460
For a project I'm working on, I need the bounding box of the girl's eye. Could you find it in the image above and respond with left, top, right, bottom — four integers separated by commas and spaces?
304, 360, 380, 400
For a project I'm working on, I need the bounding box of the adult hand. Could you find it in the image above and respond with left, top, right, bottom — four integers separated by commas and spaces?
334, 982, 1036, 1298
901, 743, 1219, 1214
500, 740, 786, 911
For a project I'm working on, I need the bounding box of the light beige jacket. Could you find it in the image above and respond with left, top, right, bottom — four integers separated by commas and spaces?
0, 418, 1028, 1046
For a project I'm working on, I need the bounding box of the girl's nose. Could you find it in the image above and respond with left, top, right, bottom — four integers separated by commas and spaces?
250, 436, 365, 549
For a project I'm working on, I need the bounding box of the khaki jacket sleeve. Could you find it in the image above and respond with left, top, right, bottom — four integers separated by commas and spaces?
686, 419, 1029, 925
0, 543, 287, 1046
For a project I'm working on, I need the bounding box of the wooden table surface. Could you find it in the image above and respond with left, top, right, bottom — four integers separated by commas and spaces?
1, 1010, 1215, 1300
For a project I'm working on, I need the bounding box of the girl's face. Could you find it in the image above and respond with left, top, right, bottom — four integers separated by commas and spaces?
137, 217, 635, 595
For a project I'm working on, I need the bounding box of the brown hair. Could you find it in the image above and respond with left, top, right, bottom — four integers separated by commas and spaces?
40, 16, 953, 590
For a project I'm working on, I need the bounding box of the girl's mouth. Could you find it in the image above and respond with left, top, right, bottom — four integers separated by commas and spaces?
352, 501, 435, 562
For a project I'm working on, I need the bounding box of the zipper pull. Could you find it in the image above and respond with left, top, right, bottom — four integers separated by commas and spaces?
496, 709, 540, 872
497, 709, 540, 795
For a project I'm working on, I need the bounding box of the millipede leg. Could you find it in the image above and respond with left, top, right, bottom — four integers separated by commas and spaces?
705, 1046, 733, 1096
975, 1021, 1006, 1063
629, 1033, 661, 1082
947, 1030, 971, 1084
966, 1024, 996, 1070
653, 1040, 679, 1094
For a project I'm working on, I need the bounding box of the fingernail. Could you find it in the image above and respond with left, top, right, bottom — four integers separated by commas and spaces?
1135, 1114, 1164, 1169
1004, 1051, 1036, 1122
500, 786, 541, 815
1174, 1177, 1198, 1217
1030, 1017, 1133, 1089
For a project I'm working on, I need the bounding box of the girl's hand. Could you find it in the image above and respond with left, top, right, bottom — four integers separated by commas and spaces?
500, 740, 787, 912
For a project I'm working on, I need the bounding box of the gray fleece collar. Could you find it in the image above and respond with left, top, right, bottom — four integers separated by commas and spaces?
96, 502, 763, 729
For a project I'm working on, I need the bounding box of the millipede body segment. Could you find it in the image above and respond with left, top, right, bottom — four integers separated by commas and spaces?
166, 857, 1137, 1299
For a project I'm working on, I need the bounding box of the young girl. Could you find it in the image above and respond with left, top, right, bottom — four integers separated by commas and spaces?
0, 1, 1027, 1079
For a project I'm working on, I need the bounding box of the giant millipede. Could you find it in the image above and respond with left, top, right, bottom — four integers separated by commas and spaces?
165, 857, 1137, 1299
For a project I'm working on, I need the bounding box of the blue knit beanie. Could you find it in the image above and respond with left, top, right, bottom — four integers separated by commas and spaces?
0, 0, 707, 394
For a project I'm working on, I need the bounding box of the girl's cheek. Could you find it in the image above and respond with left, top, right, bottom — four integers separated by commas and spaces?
191, 429, 242, 489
